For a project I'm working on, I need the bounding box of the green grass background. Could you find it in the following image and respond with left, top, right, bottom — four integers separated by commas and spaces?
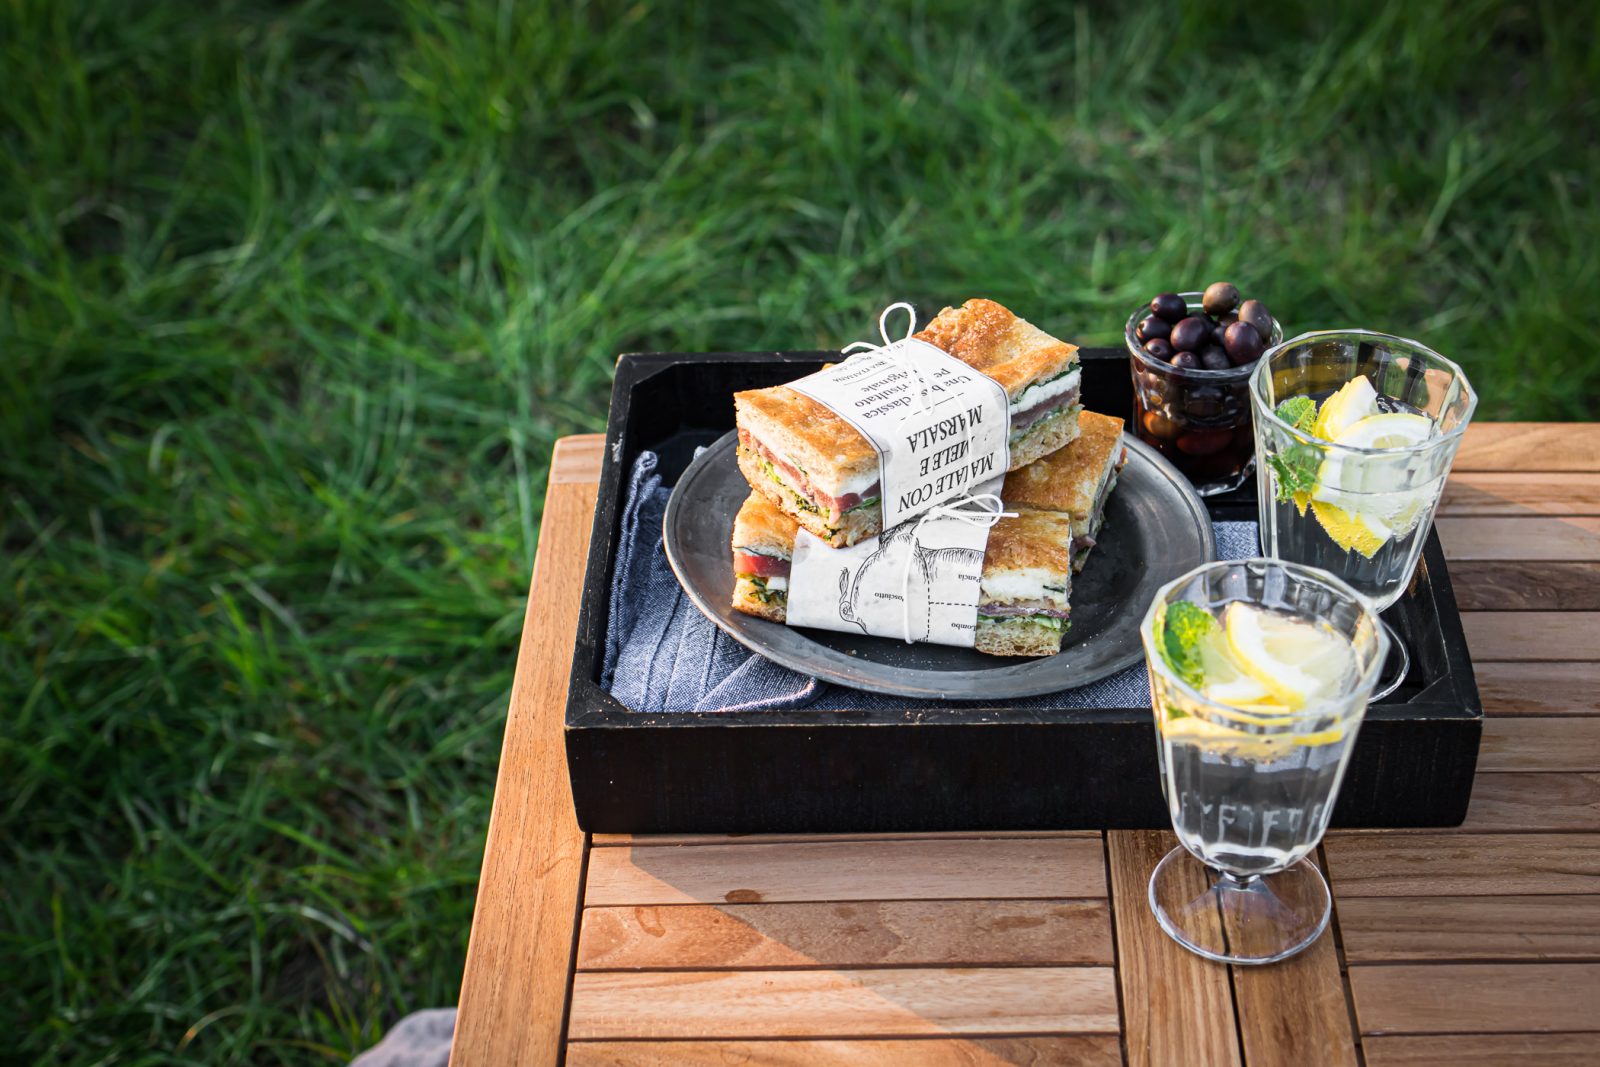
3, 0, 1596, 1061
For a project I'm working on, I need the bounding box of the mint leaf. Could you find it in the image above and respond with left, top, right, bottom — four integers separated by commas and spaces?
1157, 600, 1215, 688
1265, 442, 1321, 503
1275, 396, 1318, 433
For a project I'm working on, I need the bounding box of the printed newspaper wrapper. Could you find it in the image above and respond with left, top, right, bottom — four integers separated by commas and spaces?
787, 337, 1010, 529
785, 479, 1003, 647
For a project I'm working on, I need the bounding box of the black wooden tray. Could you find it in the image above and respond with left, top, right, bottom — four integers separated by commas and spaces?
563, 350, 1482, 832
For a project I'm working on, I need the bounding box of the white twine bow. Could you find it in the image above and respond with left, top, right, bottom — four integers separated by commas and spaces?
841, 301, 936, 417
900, 492, 1016, 643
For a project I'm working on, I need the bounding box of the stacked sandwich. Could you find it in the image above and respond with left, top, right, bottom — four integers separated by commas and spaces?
730, 298, 1126, 657
734, 298, 1084, 548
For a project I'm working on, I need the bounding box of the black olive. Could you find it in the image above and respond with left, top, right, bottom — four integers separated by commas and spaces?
1143, 337, 1174, 361
1223, 320, 1265, 365
1203, 282, 1240, 317
1200, 345, 1231, 371
1171, 350, 1200, 370
1238, 300, 1275, 343
1170, 316, 1210, 352
1139, 315, 1171, 342
1150, 292, 1188, 322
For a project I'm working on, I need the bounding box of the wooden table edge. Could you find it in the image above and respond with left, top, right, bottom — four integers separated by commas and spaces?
451, 434, 605, 1066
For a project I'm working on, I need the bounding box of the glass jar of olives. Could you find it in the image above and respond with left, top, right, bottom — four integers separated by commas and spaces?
1125, 291, 1283, 496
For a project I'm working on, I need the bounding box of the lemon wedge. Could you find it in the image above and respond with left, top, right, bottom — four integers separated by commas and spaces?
1310, 498, 1391, 557
1334, 411, 1434, 451
1195, 630, 1280, 707
1223, 602, 1356, 707
1312, 377, 1379, 441
1312, 411, 1436, 543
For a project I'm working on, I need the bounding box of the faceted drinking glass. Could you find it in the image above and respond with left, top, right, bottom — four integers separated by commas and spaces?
1248, 330, 1477, 611
1139, 559, 1388, 965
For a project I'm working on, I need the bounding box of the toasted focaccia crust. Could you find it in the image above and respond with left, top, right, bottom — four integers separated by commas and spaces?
974, 616, 1063, 657
733, 388, 879, 498
914, 299, 1080, 402
982, 508, 1077, 577
732, 490, 800, 556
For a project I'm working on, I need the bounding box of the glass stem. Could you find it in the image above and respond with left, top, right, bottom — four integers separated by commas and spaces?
1216, 870, 1261, 890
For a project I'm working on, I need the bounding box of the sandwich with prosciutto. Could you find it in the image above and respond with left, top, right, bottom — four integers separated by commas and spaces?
734, 298, 1082, 548
730, 492, 1075, 657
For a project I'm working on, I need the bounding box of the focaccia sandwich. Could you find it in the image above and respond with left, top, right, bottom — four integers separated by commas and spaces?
734, 299, 1082, 548
730, 491, 1074, 657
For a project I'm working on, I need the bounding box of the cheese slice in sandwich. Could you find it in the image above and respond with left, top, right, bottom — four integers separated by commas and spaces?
731, 492, 1074, 657
1001, 410, 1129, 572
734, 298, 1082, 548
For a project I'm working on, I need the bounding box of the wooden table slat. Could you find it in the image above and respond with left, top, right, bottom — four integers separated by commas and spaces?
1324, 833, 1600, 896
1454, 423, 1600, 472
1348, 963, 1600, 1035
1339, 895, 1600, 962
1480, 718, 1600, 772
1441, 471, 1600, 516
584, 838, 1107, 906
566, 1036, 1125, 1065
1107, 830, 1242, 1067
566, 967, 1121, 1039
1448, 561, 1600, 611
1477, 661, 1600, 716
576, 900, 1114, 970
1455, 772, 1600, 833
1364, 1032, 1600, 1066
1230, 919, 1360, 1067
1436, 517, 1600, 561
548, 434, 606, 483
1462, 612, 1600, 662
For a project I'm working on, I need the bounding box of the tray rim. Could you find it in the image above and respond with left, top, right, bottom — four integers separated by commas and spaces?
566, 348, 1483, 732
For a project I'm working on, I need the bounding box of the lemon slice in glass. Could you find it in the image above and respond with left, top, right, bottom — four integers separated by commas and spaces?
1310, 499, 1391, 557
1334, 411, 1434, 451
1195, 630, 1280, 707
1312, 411, 1436, 547
1223, 602, 1356, 707
1312, 377, 1379, 441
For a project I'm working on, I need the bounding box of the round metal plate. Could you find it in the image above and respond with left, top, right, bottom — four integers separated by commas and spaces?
662, 430, 1215, 700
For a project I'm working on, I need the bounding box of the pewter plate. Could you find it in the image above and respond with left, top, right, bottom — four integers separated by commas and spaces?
662, 431, 1215, 700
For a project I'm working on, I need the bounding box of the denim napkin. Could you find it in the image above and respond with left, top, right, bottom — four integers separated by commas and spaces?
602, 451, 1260, 713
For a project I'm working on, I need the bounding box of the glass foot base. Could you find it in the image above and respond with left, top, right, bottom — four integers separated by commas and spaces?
1148, 847, 1331, 965
1193, 456, 1256, 498
1369, 618, 1410, 702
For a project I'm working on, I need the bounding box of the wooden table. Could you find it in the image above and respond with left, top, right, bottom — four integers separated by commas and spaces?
452, 423, 1600, 1066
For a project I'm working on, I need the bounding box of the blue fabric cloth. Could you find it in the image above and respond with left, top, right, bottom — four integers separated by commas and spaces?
604, 451, 1260, 713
